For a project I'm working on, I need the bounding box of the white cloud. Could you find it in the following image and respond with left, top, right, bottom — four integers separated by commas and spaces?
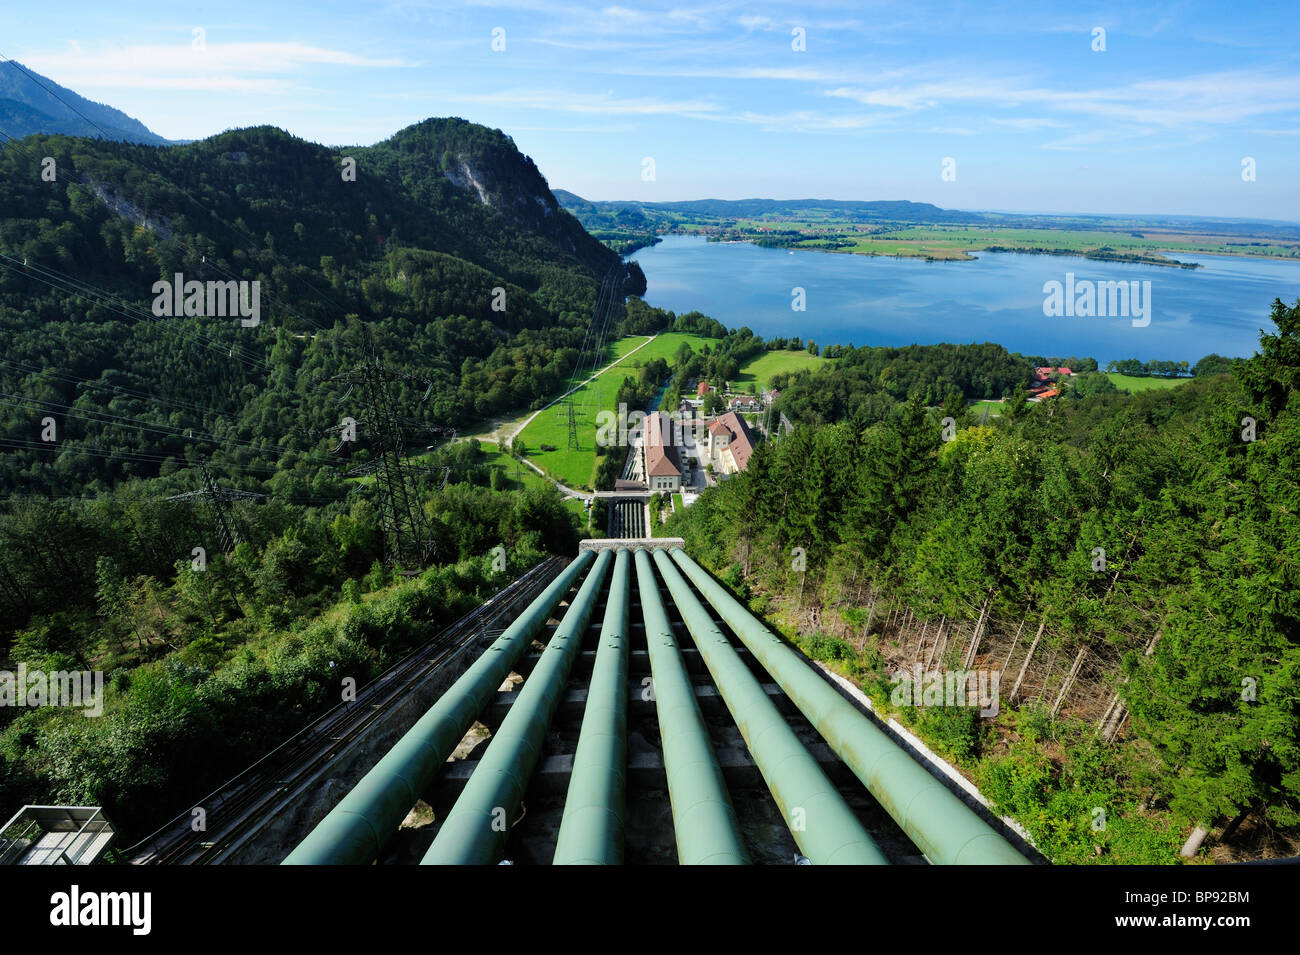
1037, 127, 1160, 151
21, 41, 406, 93
989, 117, 1070, 130
728, 109, 887, 132
824, 70, 1300, 130
433, 87, 722, 118
738, 15, 776, 32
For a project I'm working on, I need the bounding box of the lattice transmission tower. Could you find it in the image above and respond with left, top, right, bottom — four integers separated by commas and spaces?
317, 326, 454, 567
161, 459, 265, 554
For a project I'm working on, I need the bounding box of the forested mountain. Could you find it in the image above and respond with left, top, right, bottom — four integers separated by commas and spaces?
0, 112, 649, 674
0, 61, 171, 144
0, 116, 648, 833
0, 117, 644, 498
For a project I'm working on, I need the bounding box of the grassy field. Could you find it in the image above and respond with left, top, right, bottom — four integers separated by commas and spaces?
475, 441, 590, 529
562, 496, 590, 527
1105, 373, 1190, 393
687, 219, 1300, 264
517, 332, 720, 488
620, 332, 733, 368
734, 349, 827, 387
671, 493, 684, 513
968, 399, 1004, 417
831, 225, 1194, 262
515, 411, 606, 489
474, 442, 552, 492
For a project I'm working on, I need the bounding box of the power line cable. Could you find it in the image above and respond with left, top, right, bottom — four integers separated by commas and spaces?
0, 60, 353, 333
15, 252, 271, 366
0, 54, 120, 142
0, 356, 242, 423
0, 254, 272, 371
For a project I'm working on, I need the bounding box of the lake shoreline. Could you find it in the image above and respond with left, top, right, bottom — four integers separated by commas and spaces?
631, 236, 1297, 365
667, 228, 1298, 266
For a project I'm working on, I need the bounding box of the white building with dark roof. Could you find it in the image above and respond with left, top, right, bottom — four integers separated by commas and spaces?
707, 411, 756, 476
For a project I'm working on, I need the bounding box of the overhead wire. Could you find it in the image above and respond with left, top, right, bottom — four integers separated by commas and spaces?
0, 390, 315, 464
0, 67, 512, 506
0, 52, 358, 330
0, 355, 244, 423
0, 253, 272, 371
580, 265, 624, 417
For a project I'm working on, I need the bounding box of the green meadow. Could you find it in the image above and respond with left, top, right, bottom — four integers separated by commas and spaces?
734, 348, 826, 387
1105, 373, 1190, 393
517, 332, 720, 488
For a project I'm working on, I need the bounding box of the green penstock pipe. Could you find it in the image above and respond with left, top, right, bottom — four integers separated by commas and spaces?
422, 550, 613, 864
283, 550, 596, 865
553, 548, 631, 865
635, 548, 749, 864
654, 549, 888, 865
668, 548, 1029, 866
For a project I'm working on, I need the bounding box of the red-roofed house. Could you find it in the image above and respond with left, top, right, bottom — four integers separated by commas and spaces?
707, 411, 756, 476
696, 381, 713, 397
643, 412, 682, 491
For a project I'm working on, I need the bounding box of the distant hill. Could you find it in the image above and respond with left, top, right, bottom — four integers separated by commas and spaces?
554, 191, 990, 226
0, 59, 172, 144
556, 190, 1300, 246
553, 191, 996, 254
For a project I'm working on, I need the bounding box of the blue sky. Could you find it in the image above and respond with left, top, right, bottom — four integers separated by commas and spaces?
4, 1, 1298, 219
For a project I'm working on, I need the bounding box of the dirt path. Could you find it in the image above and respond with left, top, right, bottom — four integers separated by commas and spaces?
469, 410, 533, 447
521, 458, 591, 501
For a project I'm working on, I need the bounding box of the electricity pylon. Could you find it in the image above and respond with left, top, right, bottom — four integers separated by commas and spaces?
162, 460, 265, 553
317, 326, 451, 567
564, 399, 579, 450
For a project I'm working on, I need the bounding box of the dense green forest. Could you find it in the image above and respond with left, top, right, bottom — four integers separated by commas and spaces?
1106, 355, 1243, 378
0, 439, 579, 837
0, 116, 650, 589
0, 118, 650, 496
0, 118, 643, 836
666, 298, 1300, 862
769, 341, 1031, 421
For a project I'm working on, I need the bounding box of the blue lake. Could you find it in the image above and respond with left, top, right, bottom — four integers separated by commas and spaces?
630, 235, 1300, 364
